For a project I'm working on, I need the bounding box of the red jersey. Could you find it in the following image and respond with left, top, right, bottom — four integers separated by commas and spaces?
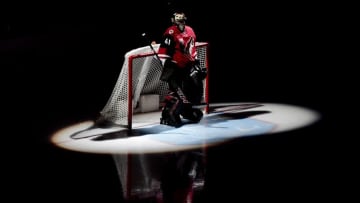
158, 25, 197, 68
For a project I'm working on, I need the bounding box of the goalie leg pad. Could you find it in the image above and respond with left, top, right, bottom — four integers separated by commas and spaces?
160, 93, 183, 127
181, 105, 203, 123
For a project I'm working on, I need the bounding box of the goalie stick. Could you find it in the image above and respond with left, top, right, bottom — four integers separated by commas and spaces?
141, 32, 163, 66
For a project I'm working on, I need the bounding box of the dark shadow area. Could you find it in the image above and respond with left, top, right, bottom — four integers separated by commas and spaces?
92, 129, 132, 141
3, 1, 345, 202
209, 110, 271, 120
209, 103, 263, 113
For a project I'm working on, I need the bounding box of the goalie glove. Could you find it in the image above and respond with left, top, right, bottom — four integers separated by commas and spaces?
190, 61, 207, 81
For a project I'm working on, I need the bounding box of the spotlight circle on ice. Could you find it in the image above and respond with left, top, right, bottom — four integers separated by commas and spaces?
51, 102, 320, 154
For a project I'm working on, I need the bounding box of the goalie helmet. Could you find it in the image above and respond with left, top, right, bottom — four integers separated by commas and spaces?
171, 12, 187, 32
171, 12, 187, 25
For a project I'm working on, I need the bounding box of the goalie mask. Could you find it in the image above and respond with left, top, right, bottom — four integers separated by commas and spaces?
171, 12, 187, 31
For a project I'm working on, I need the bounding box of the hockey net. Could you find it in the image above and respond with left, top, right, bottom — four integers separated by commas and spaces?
99, 42, 209, 129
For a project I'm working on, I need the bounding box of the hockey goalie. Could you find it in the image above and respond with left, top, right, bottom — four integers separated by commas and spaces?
158, 12, 207, 127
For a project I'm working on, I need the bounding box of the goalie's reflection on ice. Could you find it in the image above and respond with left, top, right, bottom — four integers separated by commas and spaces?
159, 151, 205, 203
112, 150, 206, 203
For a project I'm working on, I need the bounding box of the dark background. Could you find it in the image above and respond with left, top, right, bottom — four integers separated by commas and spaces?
2, 1, 347, 202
